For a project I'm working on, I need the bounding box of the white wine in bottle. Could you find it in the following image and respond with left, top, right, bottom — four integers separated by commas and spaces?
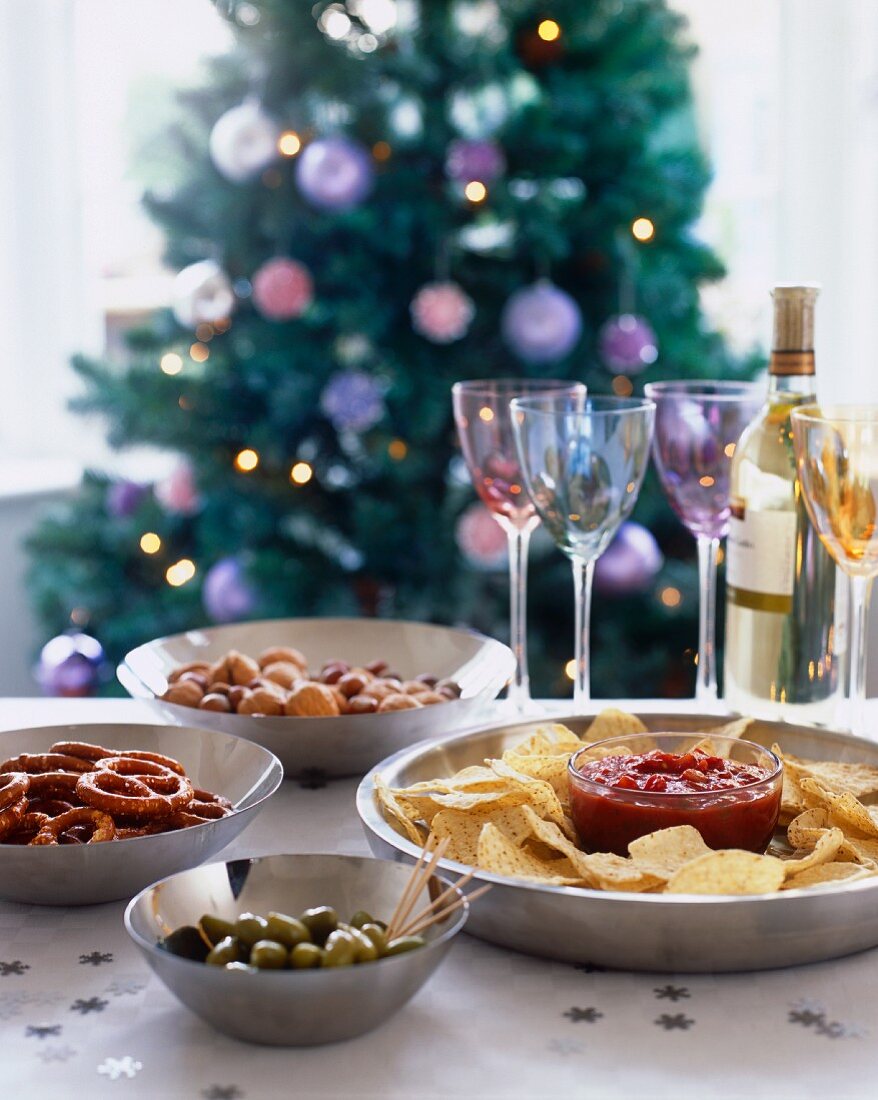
723, 285, 846, 722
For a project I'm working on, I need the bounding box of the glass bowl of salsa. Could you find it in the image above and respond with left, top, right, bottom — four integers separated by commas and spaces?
568, 733, 783, 856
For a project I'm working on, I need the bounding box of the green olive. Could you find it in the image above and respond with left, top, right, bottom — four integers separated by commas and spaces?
289, 942, 324, 969
359, 923, 388, 955
348, 926, 379, 963
234, 913, 269, 947
348, 910, 375, 930
265, 912, 311, 948
160, 925, 209, 962
205, 935, 241, 966
383, 935, 426, 957
322, 929, 358, 968
249, 939, 289, 970
199, 914, 236, 947
299, 906, 339, 945
224, 961, 257, 973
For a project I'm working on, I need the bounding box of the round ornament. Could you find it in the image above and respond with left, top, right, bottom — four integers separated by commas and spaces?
445, 139, 506, 183
501, 281, 582, 363
36, 632, 105, 698
295, 137, 374, 211
410, 281, 475, 344
106, 480, 148, 519
172, 260, 235, 328
321, 371, 385, 433
209, 100, 279, 183
594, 522, 663, 596
456, 502, 507, 570
598, 313, 658, 373
251, 257, 314, 321
203, 557, 258, 623
155, 461, 200, 516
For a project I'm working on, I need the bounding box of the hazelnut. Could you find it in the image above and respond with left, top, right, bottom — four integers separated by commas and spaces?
284, 682, 340, 717
262, 661, 303, 689
378, 693, 422, 713
228, 685, 252, 710
209, 682, 232, 697
208, 654, 234, 685
415, 673, 439, 688
365, 681, 396, 702
374, 677, 402, 693
161, 680, 204, 708
437, 679, 462, 698
258, 645, 307, 672
365, 659, 389, 676
331, 687, 350, 714
348, 694, 379, 714
228, 651, 260, 685
178, 670, 209, 690
237, 688, 284, 716
337, 671, 370, 698
402, 680, 432, 696
319, 661, 349, 685
168, 661, 210, 684
416, 691, 446, 706
199, 692, 232, 713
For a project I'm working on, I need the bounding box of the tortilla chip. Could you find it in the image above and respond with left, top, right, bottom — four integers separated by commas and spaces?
665, 850, 786, 895
786, 807, 830, 850
477, 822, 584, 885
429, 805, 535, 866
780, 827, 844, 878
800, 778, 878, 839
628, 825, 713, 881
709, 717, 754, 741
781, 862, 874, 889
837, 835, 878, 869
489, 760, 575, 838
374, 775, 428, 845
500, 750, 572, 801
585, 708, 648, 742
688, 737, 721, 757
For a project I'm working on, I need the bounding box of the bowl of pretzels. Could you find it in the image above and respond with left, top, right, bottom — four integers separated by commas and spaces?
0, 722, 282, 905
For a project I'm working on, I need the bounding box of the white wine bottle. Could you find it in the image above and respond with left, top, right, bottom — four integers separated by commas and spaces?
724, 285, 846, 722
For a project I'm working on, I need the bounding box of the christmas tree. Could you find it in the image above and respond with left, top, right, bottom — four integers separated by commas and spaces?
28, 0, 747, 699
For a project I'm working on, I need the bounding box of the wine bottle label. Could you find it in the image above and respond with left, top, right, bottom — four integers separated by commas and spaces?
726, 502, 797, 613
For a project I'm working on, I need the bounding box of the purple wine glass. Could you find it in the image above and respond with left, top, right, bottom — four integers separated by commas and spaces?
644, 380, 764, 703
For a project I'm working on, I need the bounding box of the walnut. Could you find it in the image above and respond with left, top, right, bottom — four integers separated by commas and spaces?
162, 680, 204, 708
199, 692, 232, 713
348, 694, 379, 714
378, 693, 423, 713
261, 661, 304, 689
237, 688, 285, 716
168, 661, 210, 684
337, 671, 371, 698
258, 646, 307, 671
284, 682, 340, 717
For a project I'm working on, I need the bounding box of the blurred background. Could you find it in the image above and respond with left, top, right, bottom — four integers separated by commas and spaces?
0, 0, 876, 697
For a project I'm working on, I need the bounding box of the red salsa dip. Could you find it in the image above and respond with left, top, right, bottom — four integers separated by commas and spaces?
568, 747, 782, 856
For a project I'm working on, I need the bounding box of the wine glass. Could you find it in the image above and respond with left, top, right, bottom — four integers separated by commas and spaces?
791, 405, 878, 739
510, 394, 655, 710
452, 380, 587, 710
644, 380, 764, 704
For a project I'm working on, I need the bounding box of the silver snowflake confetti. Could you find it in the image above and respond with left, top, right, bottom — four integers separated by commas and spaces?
0, 960, 30, 977
36, 1045, 76, 1064
202, 1087, 245, 1100
655, 1013, 694, 1031
26, 1025, 61, 1039
79, 952, 113, 967
97, 1056, 143, 1080
105, 978, 147, 998
70, 997, 108, 1015
563, 1006, 604, 1023
788, 1000, 865, 1040
654, 985, 690, 1002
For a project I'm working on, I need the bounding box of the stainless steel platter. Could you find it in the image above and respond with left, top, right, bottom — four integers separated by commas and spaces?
357, 712, 878, 973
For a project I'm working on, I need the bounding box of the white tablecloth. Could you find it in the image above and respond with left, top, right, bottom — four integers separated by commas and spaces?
1, 698, 877, 1100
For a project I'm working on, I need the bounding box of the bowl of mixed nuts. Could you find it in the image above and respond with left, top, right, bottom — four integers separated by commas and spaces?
119, 618, 514, 780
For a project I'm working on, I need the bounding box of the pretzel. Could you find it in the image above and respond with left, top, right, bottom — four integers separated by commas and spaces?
0, 795, 28, 840
0, 753, 92, 775
188, 789, 233, 819
31, 807, 116, 845
48, 741, 114, 763
4, 811, 50, 845
26, 772, 81, 799
111, 750, 187, 777
99, 757, 194, 810
0, 772, 30, 811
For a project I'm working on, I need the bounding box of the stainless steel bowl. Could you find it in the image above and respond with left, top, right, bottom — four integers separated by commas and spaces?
358, 712, 878, 973
119, 617, 514, 779
0, 723, 282, 906
125, 853, 467, 1046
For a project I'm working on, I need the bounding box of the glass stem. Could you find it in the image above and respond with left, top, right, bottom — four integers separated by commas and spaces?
695, 535, 720, 703
848, 574, 873, 738
506, 526, 532, 710
572, 557, 595, 712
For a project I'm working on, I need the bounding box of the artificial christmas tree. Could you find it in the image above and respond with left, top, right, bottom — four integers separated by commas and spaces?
28, 0, 750, 698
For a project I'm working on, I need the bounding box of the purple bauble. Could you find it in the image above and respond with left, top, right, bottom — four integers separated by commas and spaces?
445, 139, 506, 183
598, 313, 658, 373
501, 281, 583, 363
295, 137, 374, 211
321, 371, 385, 433
203, 558, 258, 623
37, 632, 105, 697
594, 522, 663, 596
106, 480, 148, 519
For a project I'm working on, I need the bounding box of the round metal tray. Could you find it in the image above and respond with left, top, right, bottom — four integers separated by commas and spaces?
357, 712, 878, 973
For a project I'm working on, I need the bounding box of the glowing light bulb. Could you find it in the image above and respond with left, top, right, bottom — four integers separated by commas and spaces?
388, 439, 408, 460
291, 461, 313, 485
724, 442, 736, 458
372, 141, 392, 162
660, 586, 682, 608
632, 217, 655, 242
160, 353, 183, 376
195, 323, 214, 342
278, 131, 302, 156
235, 448, 259, 472
166, 559, 196, 587
464, 180, 487, 203
189, 342, 209, 363
538, 19, 561, 41
140, 532, 162, 555
565, 659, 576, 680
478, 406, 494, 422
612, 375, 634, 397
699, 475, 715, 488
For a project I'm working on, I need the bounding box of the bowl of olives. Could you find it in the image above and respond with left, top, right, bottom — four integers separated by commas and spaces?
124, 852, 468, 1045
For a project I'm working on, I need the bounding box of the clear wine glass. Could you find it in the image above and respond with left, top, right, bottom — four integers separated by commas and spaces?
510, 394, 655, 710
644, 380, 764, 703
452, 379, 587, 710
791, 405, 878, 739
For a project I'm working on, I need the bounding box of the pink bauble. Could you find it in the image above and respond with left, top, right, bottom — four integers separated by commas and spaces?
252, 257, 314, 321
456, 502, 507, 570
155, 461, 201, 516
410, 281, 475, 344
